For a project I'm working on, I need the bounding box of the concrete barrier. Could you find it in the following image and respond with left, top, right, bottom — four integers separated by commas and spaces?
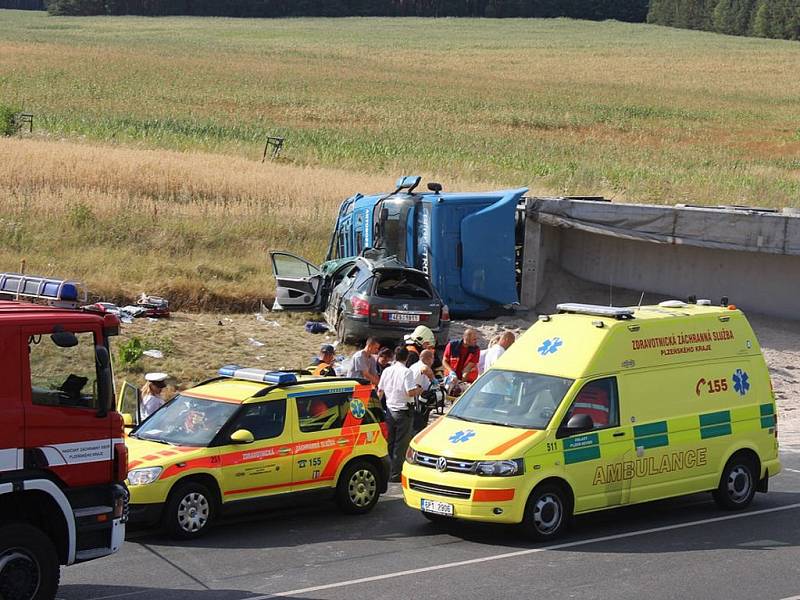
521, 198, 800, 320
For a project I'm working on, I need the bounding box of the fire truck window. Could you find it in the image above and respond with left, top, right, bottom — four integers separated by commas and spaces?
29, 331, 99, 410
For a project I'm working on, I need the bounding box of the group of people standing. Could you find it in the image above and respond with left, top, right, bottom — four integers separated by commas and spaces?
307, 325, 516, 482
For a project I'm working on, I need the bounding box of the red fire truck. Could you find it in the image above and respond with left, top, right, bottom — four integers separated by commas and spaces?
0, 274, 127, 600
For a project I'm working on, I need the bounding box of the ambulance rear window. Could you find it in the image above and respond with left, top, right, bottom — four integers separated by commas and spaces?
448, 369, 573, 430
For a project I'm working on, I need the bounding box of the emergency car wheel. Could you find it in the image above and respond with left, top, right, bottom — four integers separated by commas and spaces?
521, 484, 569, 540
713, 455, 757, 510
0, 523, 60, 600
336, 461, 380, 514
164, 481, 216, 539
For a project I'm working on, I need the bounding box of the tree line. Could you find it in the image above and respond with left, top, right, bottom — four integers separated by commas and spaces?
647, 0, 800, 40
23, 0, 647, 20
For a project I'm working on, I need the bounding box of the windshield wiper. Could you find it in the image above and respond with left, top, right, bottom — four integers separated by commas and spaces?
448, 414, 475, 423
135, 435, 177, 446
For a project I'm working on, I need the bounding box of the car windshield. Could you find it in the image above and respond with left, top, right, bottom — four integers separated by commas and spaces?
448, 369, 574, 430
132, 394, 239, 447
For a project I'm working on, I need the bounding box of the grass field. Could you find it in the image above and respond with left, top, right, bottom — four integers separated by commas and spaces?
2, 11, 800, 307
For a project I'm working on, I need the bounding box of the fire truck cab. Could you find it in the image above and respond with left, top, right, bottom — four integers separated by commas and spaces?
0, 273, 127, 600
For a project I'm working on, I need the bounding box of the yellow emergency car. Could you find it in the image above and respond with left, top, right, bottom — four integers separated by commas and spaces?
122, 367, 389, 538
402, 302, 780, 539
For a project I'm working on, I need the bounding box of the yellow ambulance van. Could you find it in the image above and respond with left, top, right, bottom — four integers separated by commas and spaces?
402, 302, 780, 539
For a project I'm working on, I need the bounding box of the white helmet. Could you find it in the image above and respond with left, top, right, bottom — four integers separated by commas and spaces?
409, 325, 435, 347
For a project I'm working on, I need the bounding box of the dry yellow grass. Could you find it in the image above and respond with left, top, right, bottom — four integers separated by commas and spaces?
0, 137, 485, 309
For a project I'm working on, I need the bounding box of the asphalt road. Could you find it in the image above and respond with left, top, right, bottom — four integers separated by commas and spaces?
59, 450, 800, 600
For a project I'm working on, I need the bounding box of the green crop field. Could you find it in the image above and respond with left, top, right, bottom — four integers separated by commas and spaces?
1, 10, 799, 308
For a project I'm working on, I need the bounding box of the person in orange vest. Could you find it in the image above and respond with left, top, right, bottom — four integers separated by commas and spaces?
443, 328, 480, 385
307, 344, 337, 377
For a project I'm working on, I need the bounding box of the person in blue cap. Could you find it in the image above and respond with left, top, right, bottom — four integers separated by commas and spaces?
308, 343, 337, 377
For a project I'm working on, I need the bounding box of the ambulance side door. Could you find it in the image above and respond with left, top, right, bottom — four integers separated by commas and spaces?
291, 388, 358, 492
219, 398, 294, 501
557, 377, 633, 512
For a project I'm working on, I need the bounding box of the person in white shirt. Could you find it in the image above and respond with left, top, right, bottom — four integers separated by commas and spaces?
483, 331, 516, 372
410, 349, 435, 433
378, 346, 421, 481
140, 372, 169, 420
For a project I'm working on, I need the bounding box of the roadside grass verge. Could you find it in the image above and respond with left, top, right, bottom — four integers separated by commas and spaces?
0, 137, 481, 309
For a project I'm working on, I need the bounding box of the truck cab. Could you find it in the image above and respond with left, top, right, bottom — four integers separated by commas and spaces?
324, 176, 528, 316
0, 273, 127, 600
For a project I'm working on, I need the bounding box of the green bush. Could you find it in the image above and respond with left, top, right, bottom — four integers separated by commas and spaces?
0, 105, 20, 137
118, 336, 144, 368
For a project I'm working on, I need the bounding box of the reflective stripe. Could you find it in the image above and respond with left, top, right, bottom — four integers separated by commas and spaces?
0, 448, 23, 472
573, 402, 609, 413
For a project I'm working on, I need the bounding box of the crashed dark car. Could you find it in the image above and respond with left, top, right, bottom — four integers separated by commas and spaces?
270, 251, 450, 346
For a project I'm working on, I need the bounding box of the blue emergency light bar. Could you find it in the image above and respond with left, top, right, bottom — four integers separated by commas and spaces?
218, 365, 297, 385
0, 273, 87, 307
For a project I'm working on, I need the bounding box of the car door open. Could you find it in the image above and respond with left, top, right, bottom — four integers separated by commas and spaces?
269, 251, 326, 311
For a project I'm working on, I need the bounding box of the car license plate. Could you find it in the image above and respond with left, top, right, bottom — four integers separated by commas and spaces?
388, 313, 420, 323
420, 498, 454, 516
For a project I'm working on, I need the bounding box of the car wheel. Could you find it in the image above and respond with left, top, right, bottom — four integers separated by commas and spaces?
163, 481, 216, 539
0, 523, 60, 600
336, 460, 380, 515
713, 453, 757, 510
520, 483, 570, 541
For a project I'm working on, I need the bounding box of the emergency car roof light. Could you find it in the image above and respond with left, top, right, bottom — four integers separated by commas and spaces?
218, 365, 297, 385
556, 303, 635, 320
0, 272, 87, 308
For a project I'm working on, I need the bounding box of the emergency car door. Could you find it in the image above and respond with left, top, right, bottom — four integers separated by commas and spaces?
21, 322, 114, 488
269, 252, 326, 311
557, 377, 633, 512
219, 399, 294, 500
290, 389, 357, 492
117, 381, 142, 429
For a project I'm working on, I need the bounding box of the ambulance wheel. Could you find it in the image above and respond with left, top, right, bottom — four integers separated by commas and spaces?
0, 522, 60, 600
713, 454, 757, 510
163, 481, 216, 539
336, 460, 380, 515
521, 483, 569, 540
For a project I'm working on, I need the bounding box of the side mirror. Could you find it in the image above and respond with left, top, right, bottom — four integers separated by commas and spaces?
230, 429, 255, 444
51, 330, 78, 348
557, 413, 594, 438
95, 345, 112, 418
122, 413, 134, 427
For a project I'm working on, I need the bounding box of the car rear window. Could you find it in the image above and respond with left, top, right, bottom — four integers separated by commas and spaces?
374, 270, 432, 299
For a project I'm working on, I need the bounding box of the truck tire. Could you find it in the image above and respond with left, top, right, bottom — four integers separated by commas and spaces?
336, 460, 380, 515
520, 483, 570, 541
163, 481, 216, 539
713, 453, 757, 510
0, 523, 60, 600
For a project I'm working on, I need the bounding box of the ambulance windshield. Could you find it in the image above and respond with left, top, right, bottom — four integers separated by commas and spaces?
448, 369, 573, 430
133, 395, 239, 447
